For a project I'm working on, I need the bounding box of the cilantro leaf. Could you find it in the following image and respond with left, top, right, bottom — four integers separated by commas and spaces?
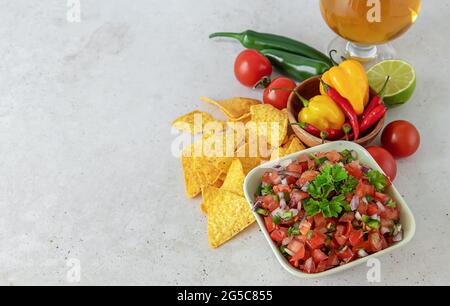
303, 199, 321, 217
331, 164, 348, 182
367, 170, 388, 192
340, 176, 358, 195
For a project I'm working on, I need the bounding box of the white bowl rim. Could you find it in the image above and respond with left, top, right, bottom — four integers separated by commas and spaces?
243, 141, 416, 279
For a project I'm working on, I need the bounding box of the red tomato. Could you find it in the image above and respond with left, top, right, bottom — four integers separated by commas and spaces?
289, 244, 306, 268
286, 163, 304, 174
290, 190, 309, 208
306, 231, 325, 250
327, 251, 340, 268
258, 195, 279, 212
367, 203, 379, 216
345, 161, 363, 179
374, 192, 389, 204
312, 249, 329, 264
357, 202, 368, 215
381, 206, 400, 221
316, 260, 328, 273
337, 246, 354, 261
313, 213, 327, 229
234, 49, 272, 88
326, 151, 342, 163
261, 170, 281, 185
270, 228, 288, 244
369, 232, 383, 252
297, 170, 319, 185
356, 180, 365, 198
263, 77, 297, 110
366, 146, 398, 181
339, 212, 355, 223
381, 120, 421, 158
287, 238, 305, 254
349, 230, 364, 247
264, 216, 276, 233
273, 185, 291, 194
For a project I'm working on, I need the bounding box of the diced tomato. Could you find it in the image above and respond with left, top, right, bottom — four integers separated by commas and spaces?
316, 260, 328, 273
327, 251, 340, 268
270, 228, 288, 244
262, 170, 281, 185
273, 184, 291, 194
339, 212, 355, 223
357, 202, 368, 215
381, 218, 394, 229
326, 151, 341, 163
381, 234, 389, 250
299, 220, 312, 236
312, 249, 329, 264
348, 230, 364, 247
259, 195, 279, 212
290, 190, 309, 208
286, 163, 303, 174
367, 203, 379, 216
356, 180, 365, 198
334, 225, 348, 246
303, 257, 316, 274
337, 246, 354, 261
375, 192, 389, 204
369, 232, 383, 252
352, 239, 371, 253
381, 206, 400, 221
313, 213, 327, 229
288, 240, 306, 268
364, 184, 376, 197
345, 161, 363, 179
285, 176, 298, 185
297, 170, 319, 185
264, 216, 276, 233
307, 230, 325, 250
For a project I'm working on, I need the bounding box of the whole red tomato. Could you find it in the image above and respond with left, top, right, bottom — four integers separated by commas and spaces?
381, 120, 420, 158
366, 146, 398, 181
234, 49, 272, 88
263, 77, 297, 110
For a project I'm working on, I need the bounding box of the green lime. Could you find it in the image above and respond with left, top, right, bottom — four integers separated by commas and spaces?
367, 60, 416, 106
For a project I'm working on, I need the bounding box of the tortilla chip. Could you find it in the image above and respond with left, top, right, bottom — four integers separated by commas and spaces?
204, 187, 255, 248
181, 145, 202, 198
235, 140, 270, 174
270, 135, 305, 161
172, 110, 224, 135
220, 159, 245, 197
201, 97, 261, 121
250, 104, 288, 148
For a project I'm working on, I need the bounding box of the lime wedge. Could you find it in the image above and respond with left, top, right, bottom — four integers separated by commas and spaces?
367, 60, 416, 106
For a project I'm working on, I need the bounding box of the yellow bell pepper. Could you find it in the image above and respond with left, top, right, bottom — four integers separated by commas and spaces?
299, 95, 345, 131
320, 60, 369, 115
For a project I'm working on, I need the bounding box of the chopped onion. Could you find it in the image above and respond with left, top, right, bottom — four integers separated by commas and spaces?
358, 249, 368, 258
279, 159, 293, 169
280, 198, 287, 210
351, 196, 360, 211
370, 214, 380, 221
280, 171, 302, 178
290, 209, 299, 216
361, 166, 371, 174
393, 224, 402, 236
297, 202, 302, 211
392, 230, 403, 242
362, 197, 368, 205
381, 227, 391, 235
271, 207, 284, 217
376, 201, 386, 212
281, 178, 288, 186
284, 248, 295, 256
253, 200, 262, 211
282, 237, 293, 246
355, 212, 362, 221
301, 182, 310, 192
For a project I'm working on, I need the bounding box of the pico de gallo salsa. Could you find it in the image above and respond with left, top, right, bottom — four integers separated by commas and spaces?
254, 150, 403, 274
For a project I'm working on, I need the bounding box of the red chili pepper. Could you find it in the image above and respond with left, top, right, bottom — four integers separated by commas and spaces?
359, 104, 388, 134
362, 76, 391, 120
321, 80, 360, 140
291, 122, 343, 141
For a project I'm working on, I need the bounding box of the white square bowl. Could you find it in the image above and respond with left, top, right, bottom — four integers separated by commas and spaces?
243, 141, 416, 279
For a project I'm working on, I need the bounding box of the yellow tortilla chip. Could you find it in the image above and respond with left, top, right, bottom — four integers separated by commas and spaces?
181, 145, 202, 198
285, 136, 306, 155
204, 186, 255, 248
250, 104, 288, 148
235, 140, 270, 174
201, 97, 261, 121
220, 159, 245, 197
270, 135, 305, 161
172, 110, 224, 135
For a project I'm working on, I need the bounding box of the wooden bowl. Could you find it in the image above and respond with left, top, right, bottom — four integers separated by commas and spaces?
287, 76, 386, 148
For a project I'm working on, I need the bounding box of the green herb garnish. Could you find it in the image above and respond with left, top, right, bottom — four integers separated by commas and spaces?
288, 227, 300, 237
367, 170, 388, 192
273, 215, 281, 225
340, 149, 355, 164
256, 208, 269, 216
386, 199, 397, 208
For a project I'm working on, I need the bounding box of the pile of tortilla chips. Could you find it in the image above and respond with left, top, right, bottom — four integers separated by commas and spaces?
172, 97, 306, 248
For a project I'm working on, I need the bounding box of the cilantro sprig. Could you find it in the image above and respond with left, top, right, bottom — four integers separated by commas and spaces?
367, 170, 388, 192
304, 164, 352, 218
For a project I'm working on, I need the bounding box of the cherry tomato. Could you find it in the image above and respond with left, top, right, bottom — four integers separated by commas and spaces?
263, 77, 296, 110
366, 146, 398, 181
234, 49, 272, 88
381, 120, 421, 158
